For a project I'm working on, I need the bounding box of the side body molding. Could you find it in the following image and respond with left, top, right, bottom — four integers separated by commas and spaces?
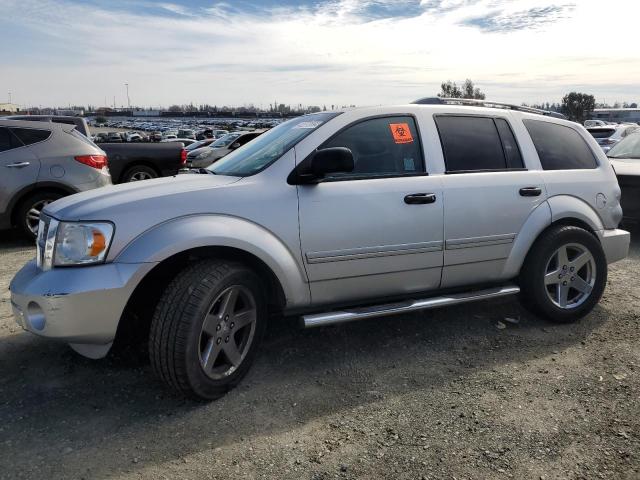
115, 215, 311, 308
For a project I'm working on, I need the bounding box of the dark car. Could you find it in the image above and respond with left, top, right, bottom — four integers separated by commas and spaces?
100, 142, 187, 183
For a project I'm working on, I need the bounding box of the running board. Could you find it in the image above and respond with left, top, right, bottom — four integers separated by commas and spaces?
302, 285, 520, 328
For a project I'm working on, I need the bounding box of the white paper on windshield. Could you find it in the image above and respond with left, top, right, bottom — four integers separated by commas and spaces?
294, 121, 323, 129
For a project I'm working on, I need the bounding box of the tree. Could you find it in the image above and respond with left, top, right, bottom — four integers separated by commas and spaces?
560, 92, 595, 123
168, 105, 183, 112
438, 79, 485, 99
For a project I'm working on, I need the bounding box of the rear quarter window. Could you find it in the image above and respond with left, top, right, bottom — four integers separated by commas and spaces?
524, 120, 598, 170
10, 127, 51, 146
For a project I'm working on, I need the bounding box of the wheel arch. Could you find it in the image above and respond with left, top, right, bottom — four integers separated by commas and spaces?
502, 198, 602, 279
113, 213, 310, 309
9, 182, 77, 226
547, 194, 605, 232
113, 245, 289, 350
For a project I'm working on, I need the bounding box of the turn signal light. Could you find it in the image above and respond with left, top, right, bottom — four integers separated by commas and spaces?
89, 229, 107, 256
75, 155, 108, 169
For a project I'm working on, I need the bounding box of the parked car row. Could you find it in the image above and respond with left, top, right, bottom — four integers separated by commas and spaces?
91, 117, 281, 141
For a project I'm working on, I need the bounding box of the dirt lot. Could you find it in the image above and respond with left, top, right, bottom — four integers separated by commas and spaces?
0, 227, 638, 480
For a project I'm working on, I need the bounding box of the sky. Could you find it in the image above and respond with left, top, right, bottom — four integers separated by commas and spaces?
1, 0, 639, 109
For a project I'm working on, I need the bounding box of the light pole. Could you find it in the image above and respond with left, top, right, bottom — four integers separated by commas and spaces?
8, 91, 12, 104
124, 83, 130, 110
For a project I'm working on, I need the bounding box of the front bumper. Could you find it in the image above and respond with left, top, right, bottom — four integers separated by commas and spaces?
598, 228, 630, 264
9, 260, 155, 354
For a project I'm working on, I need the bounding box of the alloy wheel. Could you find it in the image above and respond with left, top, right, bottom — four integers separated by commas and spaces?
544, 243, 596, 309
198, 285, 257, 380
129, 171, 153, 181
25, 199, 52, 236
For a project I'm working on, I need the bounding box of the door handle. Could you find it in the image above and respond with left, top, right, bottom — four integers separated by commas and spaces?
519, 186, 542, 197
404, 193, 437, 205
5, 162, 30, 168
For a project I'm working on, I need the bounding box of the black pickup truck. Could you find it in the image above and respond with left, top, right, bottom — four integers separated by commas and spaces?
100, 143, 187, 183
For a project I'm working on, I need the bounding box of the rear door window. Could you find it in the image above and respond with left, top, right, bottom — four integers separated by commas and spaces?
10, 127, 51, 146
435, 116, 522, 172
525, 120, 598, 170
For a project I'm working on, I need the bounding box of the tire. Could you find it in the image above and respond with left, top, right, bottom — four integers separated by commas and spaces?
520, 225, 607, 323
122, 165, 158, 182
16, 191, 65, 240
149, 259, 267, 400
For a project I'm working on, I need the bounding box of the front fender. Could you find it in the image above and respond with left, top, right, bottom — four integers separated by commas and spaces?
115, 214, 310, 307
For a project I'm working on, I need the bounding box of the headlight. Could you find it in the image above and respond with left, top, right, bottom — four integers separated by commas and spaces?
40, 221, 114, 270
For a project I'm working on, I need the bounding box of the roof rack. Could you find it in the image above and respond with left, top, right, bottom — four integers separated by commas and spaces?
411, 97, 567, 119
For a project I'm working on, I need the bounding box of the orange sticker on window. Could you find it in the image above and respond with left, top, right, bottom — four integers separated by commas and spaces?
389, 123, 414, 144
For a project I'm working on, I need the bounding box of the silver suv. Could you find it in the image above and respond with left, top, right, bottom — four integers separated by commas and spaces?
0, 119, 111, 238
10, 101, 630, 400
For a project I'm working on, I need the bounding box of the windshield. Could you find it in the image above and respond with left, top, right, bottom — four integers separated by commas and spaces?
607, 132, 640, 158
211, 133, 242, 148
208, 112, 340, 176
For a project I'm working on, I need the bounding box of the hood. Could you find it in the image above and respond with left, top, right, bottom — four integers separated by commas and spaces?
45, 173, 241, 222
609, 158, 640, 176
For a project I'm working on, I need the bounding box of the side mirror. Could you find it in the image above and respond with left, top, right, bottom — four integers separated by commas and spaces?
288, 147, 354, 185
311, 146, 354, 176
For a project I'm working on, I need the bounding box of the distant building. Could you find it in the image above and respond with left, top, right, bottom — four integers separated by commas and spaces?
56, 108, 84, 116
590, 108, 640, 124
0, 103, 19, 113
132, 110, 161, 117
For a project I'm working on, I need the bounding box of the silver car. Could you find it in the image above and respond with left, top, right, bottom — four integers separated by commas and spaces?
587, 124, 640, 152
10, 102, 629, 400
187, 131, 262, 168
0, 119, 111, 238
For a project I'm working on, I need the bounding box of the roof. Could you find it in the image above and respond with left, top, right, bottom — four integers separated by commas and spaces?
0, 118, 72, 131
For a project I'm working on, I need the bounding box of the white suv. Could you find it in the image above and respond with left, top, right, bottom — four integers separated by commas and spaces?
10, 99, 630, 400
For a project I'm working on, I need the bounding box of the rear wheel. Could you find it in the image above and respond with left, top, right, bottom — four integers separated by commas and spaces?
16, 191, 64, 240
122, 165, 158, 182
149, 259, 267, 400
520, 225, 607, 323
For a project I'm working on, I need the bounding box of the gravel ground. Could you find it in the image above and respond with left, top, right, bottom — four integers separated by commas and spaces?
0, 227, 638, 480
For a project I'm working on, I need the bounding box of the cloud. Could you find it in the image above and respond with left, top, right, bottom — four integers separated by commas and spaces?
461, 4, 574, 32
1, 0, 639, 108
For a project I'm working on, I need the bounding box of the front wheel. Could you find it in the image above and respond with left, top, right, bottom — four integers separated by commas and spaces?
149, 259, 267, 400
520, 225, 607, 323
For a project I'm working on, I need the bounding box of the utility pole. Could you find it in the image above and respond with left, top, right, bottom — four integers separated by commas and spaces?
124, 83, 130, 110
